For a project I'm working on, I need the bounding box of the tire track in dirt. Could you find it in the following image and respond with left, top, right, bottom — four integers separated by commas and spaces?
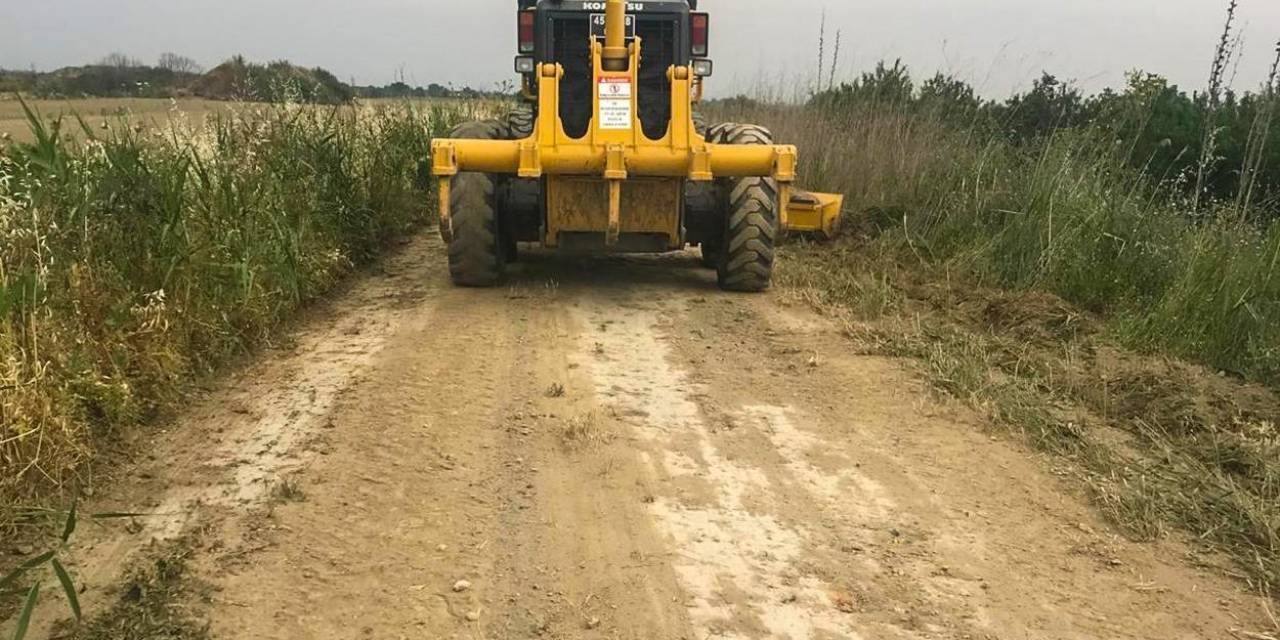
10, 238, 436, 638
571, 301, 873, 638
562, 260, 1273, 639
11, 239, 1276, 640
194, 250, 695, 639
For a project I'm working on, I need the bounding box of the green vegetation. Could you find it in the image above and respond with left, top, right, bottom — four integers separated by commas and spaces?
1, 54, 510, 104
810, 63, 1280, 220
713, 59, 1280, 385
0, 99, 467, 518
712, 16, 1280, 597
190, 56, 354, 103
1, 53, 203, 100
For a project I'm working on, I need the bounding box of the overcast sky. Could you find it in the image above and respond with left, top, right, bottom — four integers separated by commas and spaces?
2, 0, 1279, 98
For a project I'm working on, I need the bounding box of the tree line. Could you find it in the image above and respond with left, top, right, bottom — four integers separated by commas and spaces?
0, 54, 505, 104
810, 58, 1280, 220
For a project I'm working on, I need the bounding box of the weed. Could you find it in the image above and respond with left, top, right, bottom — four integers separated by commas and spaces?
717, 89, 1280, 387
270, 478, 306, 504
1, 505, 82, 640
68, 541, 209, 640
559, 413, 611, 451
2, 501, 145, 638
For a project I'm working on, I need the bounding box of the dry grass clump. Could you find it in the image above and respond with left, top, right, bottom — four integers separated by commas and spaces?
558, 412, 613, 452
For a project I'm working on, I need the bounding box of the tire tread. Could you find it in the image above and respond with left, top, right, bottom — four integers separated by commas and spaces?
716, 124, 778, 293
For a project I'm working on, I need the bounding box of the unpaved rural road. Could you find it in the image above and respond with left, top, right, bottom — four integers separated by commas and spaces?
25, 235, 1275, 639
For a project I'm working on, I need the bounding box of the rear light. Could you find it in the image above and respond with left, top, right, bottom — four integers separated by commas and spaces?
515, 56, 536, 74
692, 59, 713, 77
691, 12, 709, 57
518, 10, 535, 54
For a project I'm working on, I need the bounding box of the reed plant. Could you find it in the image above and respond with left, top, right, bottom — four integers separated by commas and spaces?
0, 98, 468, 518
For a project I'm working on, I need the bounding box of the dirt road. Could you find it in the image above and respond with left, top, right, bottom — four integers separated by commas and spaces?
22, 235, 1275, 639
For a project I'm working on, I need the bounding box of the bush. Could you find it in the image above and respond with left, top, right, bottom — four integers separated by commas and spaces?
190, 57, 354, 104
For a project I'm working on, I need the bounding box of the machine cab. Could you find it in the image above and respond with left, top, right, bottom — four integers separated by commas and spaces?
514, 0, 712, 140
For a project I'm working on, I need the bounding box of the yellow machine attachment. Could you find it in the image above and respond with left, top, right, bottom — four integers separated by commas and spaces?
430, 0, 802, 246
786, 190, 844, 239
431, 0, 844, 290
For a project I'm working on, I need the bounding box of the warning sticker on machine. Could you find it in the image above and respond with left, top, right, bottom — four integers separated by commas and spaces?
598, 77, 632, 130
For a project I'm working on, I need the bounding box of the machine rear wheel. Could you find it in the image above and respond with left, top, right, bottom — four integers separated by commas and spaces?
699, 240, 722, 269
505, 105, 535, 139
448, 173, 503, 287
687, 120, 726, 268
446, 120, 507, 287
716, 124, 779, 293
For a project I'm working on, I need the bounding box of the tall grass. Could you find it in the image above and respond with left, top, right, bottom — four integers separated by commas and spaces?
709, 98, 1280, 385
0, 99, 467, 517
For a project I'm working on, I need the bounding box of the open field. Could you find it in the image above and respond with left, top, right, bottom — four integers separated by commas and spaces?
0, 97, 233, 142
0, 96, 510, 143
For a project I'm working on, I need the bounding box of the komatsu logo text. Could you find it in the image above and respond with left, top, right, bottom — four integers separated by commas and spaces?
582, 2, 646, 10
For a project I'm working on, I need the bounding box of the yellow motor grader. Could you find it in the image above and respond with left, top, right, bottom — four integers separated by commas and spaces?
430, 0, 843, 291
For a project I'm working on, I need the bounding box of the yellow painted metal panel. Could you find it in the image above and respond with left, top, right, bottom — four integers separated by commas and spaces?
426, 14, 840, 247
546, 177, 682, 248
786, 191, 844, 239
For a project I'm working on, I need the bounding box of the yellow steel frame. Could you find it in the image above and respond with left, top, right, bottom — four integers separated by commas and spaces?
431, 0, 798, 245
786, 191, 844, 239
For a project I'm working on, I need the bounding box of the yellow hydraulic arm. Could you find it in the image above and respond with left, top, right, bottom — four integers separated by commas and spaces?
431, 0, 801, 245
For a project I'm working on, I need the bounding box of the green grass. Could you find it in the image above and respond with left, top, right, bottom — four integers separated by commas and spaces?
0, 99, 469, 519
710, 99, 1280, 385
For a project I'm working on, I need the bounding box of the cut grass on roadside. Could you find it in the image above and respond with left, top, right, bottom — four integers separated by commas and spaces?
779, 242, 1280, 599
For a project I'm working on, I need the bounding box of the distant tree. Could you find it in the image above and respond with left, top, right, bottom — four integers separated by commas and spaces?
997, 73, 1086, 137
919, 72, 982, 121
158, 53, 203, 75
189, 57, 354, 104
98, 52, 141, 69
855, 60, 915, 105
810, 59, 914, 110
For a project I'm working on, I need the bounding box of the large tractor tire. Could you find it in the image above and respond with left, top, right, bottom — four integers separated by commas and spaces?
500, 105, 539, 262
505, 104, 535, 139
686, 180, 720, 268
705, 122, 735, 144
690, 119, 727, 268
692, 111, 710, 137
716, 124, 779, 292
446, 120, 506, 287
